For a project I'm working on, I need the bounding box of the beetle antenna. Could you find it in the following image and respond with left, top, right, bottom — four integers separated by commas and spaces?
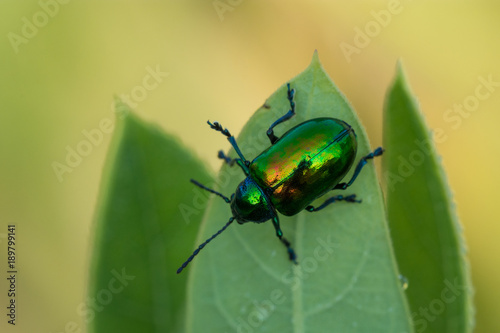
177, 217, 235, 274
190, 179, 231, 203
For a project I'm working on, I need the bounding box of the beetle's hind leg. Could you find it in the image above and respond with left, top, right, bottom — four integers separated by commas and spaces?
306, 147, 383, 212
333, 147, 384, 190
266, 83, 296, 145
305, 195, 361, 212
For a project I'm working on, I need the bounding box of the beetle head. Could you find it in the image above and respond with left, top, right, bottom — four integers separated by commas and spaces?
231, 177, 276, 224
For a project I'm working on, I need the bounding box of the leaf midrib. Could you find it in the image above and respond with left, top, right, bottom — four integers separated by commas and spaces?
290, 67, 319, 333
137, 130, 171, 332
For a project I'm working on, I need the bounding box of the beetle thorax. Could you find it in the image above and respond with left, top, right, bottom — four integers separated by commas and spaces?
231, 177, 276, 224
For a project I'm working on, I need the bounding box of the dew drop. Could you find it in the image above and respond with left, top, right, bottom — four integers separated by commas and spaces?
399, 274, 409, 290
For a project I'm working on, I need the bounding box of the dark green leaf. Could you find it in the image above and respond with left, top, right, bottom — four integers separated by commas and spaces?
383, 63, 474, 333
88, 103, 212, 333
185, 53, 413, 333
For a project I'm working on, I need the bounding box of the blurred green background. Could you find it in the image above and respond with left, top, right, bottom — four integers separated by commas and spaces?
0, 1, 498, 332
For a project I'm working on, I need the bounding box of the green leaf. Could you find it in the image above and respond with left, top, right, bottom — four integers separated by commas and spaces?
88, 103, 213, 333
383, 63, 474, 333
184, 53, 413, 332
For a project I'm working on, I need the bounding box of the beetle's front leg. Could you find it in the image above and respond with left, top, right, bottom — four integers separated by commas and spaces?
217, 150, 250, 176
208, 121, 251, 175
271, 216, 298, 264
218, 150, 237, 166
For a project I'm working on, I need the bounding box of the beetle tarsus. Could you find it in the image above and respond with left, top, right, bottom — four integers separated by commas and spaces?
279, 236, 297, 264
306, 194, 361, 212
218, 150, 238, 166
208, 120, 232, 138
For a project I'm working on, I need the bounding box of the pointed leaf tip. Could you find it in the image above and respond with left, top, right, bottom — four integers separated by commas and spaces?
89, 109, 212, 333
383, 64, 473, 333
186, 53, 413, 333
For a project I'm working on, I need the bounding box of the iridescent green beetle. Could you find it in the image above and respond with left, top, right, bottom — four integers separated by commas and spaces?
177, 84, 383, 274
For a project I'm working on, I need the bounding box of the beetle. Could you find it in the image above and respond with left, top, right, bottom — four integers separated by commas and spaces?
177, 83, 383, 274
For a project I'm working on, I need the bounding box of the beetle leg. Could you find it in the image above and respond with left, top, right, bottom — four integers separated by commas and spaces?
271, 216, 298, 264
217, 150, 237, 166
280, 236, 298, 264
208, 121, 249, 165
217, 150, 250, 176
305, 195, 361, 212
266, 83, 296, 144
334, 147, 384, 190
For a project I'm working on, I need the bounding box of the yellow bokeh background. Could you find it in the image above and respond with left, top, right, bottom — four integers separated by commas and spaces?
0, 1, 499, 332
